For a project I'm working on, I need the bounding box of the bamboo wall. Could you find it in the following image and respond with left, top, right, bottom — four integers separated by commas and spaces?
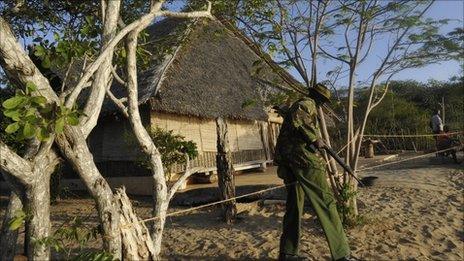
87, 111, 277, 177
150, 112, 264, 153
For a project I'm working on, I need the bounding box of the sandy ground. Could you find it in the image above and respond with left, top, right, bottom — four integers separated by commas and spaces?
160, 157, 464, 260
1, 153, 463, 260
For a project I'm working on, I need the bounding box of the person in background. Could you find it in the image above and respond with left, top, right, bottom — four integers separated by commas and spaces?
430, 109, 443, 135
437, 125, 461, 163
430, 110, 444, 156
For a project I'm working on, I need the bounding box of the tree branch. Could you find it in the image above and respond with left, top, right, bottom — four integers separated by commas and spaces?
106, 89, 129, 118
80, 0, 121, 137
318, 46, 349, 63
168, 155, 194, 201
111, 65, 127, 85
159, 1, 212, 19
0, 140, 34, 185
64, 1, 213, 108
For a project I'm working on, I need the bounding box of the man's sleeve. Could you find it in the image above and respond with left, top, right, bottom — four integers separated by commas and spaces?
291, 101, 318, 144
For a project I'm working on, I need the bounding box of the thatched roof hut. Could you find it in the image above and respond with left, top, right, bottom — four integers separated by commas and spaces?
78, 17, 302, 194
99, 17, 301, 119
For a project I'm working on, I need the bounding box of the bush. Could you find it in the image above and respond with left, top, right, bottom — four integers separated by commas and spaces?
148, 127, 198, 173
125, 127, 199, 175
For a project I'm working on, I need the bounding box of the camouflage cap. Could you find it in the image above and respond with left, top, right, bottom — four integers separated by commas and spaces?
309, 83, 331, 102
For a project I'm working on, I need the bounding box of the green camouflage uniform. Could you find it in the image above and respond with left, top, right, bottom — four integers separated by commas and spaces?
274, 97, 349, 260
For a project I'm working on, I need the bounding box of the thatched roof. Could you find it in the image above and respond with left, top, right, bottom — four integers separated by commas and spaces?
50, 17, 303, 121
111, 17, 303, 121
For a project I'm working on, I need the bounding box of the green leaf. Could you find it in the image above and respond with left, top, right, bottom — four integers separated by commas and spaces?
23, 122, 36, 138
2, 96, 27, 109
25, 108, 36, 117
37, 126, 50, 141
31, 96, 47, 106
9, 218, 23, 231
55, 117, 65, 133
3, 109, 21, 121
5, 122, 20, 134
15, 129, 25, 140
66, 115, 80, 126
26, 82, 37, 93
39, 104, 53, 114
25, 114, 40, 125
41, 56, 51, 69
8, 210, 26, 231
34, 45, 46, 57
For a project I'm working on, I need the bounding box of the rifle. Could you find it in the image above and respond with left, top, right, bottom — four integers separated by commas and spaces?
310, 143, 364, 186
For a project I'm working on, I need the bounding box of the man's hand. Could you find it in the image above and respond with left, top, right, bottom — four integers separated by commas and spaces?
312, 139, 325, 149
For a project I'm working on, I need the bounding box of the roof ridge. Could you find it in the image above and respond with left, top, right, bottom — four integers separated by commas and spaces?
150, 18, 201, 97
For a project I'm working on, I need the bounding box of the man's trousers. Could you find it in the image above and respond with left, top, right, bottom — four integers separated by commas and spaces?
278, 164, 350, 260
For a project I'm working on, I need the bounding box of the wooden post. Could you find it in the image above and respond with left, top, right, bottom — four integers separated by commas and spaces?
365, 142, 374, 158
215, 117, 237, 223
441, 96, 445, 125
259, 122, 271, 161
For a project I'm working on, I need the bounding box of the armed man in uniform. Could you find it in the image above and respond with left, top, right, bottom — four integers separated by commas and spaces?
274, 84, 353, 261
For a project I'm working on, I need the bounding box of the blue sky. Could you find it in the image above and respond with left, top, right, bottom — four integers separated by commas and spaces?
10, 0, 463, 87
288, 0, 464, 85
391, 0, 463, 82
170, 0, 463, 85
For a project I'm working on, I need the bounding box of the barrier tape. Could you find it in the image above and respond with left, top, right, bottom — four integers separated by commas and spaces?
120, 145, 462, 229
336, 131, 462, 154
356, 145, 462, 172
363, 131, 463, 138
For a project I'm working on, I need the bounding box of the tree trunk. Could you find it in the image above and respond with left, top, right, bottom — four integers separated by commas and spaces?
0, 192, 22, 260
317, 107, 340, 192
149, 154, 169, 259
215, 117, 237, 223
259, 122, 271, 161
55, 127, 122, 259
115, 188, 156, 260
24, 176, 51, 260
364, 142, 374, 158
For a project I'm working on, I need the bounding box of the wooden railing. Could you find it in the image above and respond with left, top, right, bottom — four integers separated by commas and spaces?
170, 149, 266, 173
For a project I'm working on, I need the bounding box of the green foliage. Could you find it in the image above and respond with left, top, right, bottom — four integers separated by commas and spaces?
365, 92, 429, 133
148, 127, 199, 173
125, 127, 199, 174
8, 209, 27, 231
0, 85, 27, 153
329, 78, 464, 151
34, 216, 113, 260
2, 82, 82, 141
336, 183, 357, 227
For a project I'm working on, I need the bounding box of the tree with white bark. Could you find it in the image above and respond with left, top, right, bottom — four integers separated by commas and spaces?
222, 0, 453, 221
317, 0, 450, 217
0, 0, 211, 259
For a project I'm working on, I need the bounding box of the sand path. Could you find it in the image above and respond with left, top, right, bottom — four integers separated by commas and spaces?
161, 157, 463, 260
1, 155, 462, 260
